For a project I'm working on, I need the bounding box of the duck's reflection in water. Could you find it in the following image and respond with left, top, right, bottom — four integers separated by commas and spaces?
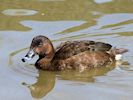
23, 70, 56, 99
23, 64, 116, 99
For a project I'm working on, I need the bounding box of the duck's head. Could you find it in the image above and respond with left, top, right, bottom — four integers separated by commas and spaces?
22, 35, 54, 62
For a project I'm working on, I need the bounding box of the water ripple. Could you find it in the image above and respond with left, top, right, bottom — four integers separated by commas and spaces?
2, 9, 38, 16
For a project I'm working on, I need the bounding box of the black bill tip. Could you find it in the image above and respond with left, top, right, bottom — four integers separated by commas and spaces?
21, 58, 26, 62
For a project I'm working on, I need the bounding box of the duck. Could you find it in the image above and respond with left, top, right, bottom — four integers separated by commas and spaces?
22, 35, 128, 71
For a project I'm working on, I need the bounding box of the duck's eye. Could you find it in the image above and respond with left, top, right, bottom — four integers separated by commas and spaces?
38, 43, 43, 47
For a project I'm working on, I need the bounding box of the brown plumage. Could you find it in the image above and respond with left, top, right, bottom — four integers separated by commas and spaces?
22, 35, 128, 71
54, 40, 112, 60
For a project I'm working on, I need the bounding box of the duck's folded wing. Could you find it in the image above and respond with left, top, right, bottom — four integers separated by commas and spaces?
54, 40, 112, 60
94, 42, 112, 51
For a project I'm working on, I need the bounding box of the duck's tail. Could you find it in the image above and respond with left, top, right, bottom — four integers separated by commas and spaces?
109, 47, 128, 60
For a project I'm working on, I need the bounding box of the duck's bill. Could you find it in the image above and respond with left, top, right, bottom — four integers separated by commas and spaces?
22, 49, 35, 62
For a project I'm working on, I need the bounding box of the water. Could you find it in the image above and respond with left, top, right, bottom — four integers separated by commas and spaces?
0, 0, 133, 100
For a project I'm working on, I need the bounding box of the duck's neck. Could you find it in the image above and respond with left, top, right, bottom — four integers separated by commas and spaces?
36, 40, 55, 70
39, 41, 55, 62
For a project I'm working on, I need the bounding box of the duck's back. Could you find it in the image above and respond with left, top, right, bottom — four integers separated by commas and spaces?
54, 40, 112, 60
49, 40, 113, 70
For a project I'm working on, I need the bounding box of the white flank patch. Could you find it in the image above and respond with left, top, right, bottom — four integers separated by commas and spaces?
115, 54, 122, 60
